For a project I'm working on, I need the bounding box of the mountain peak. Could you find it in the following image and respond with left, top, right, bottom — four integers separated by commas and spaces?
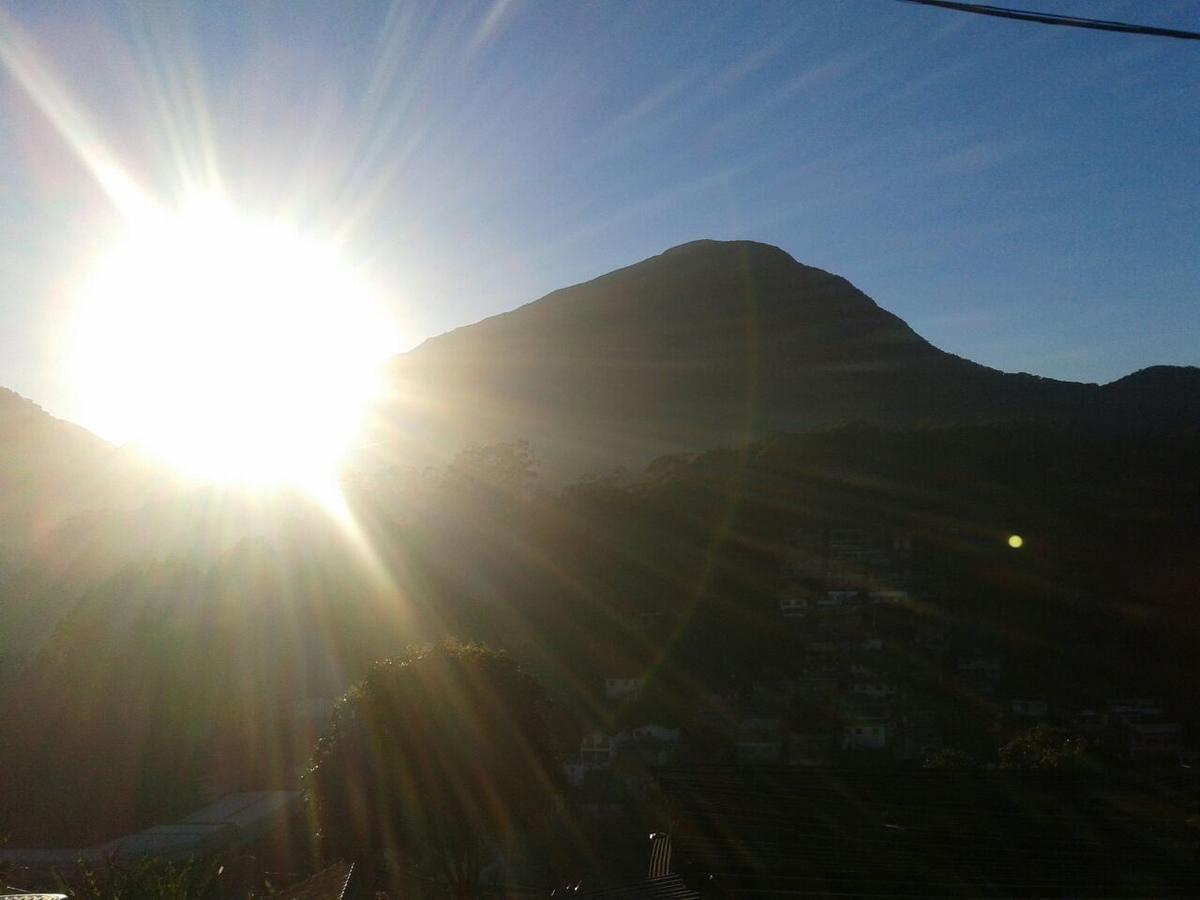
660, 237, 796, 260
373, 243, 1199, 477
652, 238, 837, 285
1106, 364, 1200, 387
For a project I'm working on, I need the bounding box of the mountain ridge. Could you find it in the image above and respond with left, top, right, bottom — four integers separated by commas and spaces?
2, 239, 1197, 507
371, 240, 1198, 477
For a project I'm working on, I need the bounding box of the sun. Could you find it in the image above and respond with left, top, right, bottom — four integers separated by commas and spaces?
68, 198, 395, 492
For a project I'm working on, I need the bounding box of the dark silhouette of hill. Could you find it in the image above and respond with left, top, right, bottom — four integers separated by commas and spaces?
0, 389, 189, 554
0, 390, 182, 670
374, 240, 1199, 475
0, 388, 131, 551
0, 240, 1197, 851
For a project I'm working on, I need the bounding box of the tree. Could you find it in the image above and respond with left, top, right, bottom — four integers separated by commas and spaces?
304, 643, 564, 898
445, 441, 536, 499
52, 853, 237, 900
999, 724, 1088, 772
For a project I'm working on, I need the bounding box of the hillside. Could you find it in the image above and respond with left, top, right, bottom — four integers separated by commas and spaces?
0, 388, 123, 553
2, 241, 1198, 847
372, 240, 1199, 477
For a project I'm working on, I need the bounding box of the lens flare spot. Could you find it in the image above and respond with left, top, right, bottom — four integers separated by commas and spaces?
1008, 534, 1024, 549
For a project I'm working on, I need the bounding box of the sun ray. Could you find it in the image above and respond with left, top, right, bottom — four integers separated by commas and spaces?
0, 8, 154, 224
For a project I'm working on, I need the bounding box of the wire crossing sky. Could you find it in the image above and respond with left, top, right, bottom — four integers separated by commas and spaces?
896, 0, 1200, 40
0, 0, 1197, 434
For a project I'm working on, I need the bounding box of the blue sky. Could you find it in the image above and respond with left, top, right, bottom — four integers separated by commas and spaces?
1, 0, 1197, 428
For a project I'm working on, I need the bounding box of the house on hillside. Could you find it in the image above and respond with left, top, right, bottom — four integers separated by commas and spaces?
1110, 698, 1163, 719
848, 679, 898, 700
628, 723, 681, 767
778, 595, 809, 618
825, 528, 913, 589
842, 716, 890, 752
566, 730, 632, 786
735, 718, 784, 763
957, 653, 1002, 694
803, 641, 840, 675
604, 677, 644, 699
580, 729, 627, 766
824, 590, 859, 607
1117, 715, 1183, 761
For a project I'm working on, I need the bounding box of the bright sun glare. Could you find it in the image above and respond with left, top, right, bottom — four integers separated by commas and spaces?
69, 198, 394, 492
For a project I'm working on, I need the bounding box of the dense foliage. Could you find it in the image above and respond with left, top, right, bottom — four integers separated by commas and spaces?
303, 642, 564, 898
51, 854, 250, 900
999, 725, 1089, 772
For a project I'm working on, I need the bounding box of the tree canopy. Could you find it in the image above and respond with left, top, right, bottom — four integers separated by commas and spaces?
999, 724, 1089, 772
303, 642, 564, 898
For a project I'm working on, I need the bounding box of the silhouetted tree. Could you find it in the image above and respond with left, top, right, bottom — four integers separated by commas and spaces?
445, 441, 536, 499
999, 724, 1088, 772
304, 642, 563, 899
52, 853, 238, 900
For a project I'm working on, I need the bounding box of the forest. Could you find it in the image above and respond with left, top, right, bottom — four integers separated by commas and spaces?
3, 417, 1197, 853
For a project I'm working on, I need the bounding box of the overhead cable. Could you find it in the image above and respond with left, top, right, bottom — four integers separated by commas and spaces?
895, 0, 1200, 41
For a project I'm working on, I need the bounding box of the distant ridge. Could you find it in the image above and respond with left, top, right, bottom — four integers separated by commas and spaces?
0, 388, 128, 549
370, 240, 1199, 475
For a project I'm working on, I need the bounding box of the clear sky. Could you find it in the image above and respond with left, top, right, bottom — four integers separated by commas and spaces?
1, 0, 1197, 433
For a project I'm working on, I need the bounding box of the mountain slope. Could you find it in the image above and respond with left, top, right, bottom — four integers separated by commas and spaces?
372, 240, 1199, 476
0, 388, 149, 552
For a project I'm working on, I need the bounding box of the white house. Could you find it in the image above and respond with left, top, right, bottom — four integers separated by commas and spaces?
628, 723, 681, 767
579, 729, 628, 766
778, 595, 808, 618
958, 655, 1002, 684
848, 680, 897, 699
803, 641, 840, 675
1123, 719, 1183, 760
1115, 712, 1182, 761
824, 590, 859, 607
631, 723, 681, 744
843, 717, 890, 751
1110, 698, 1163, 720
604, 677, 645, 699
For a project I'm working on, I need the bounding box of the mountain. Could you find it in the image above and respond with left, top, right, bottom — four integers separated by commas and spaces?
2, 241, 1197, 846
0, 390, 184, 672
0, 388, 154, 553
372, 240, 1200, 477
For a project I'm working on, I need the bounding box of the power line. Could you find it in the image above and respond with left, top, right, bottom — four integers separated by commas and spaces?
894, 0, 1200, 41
